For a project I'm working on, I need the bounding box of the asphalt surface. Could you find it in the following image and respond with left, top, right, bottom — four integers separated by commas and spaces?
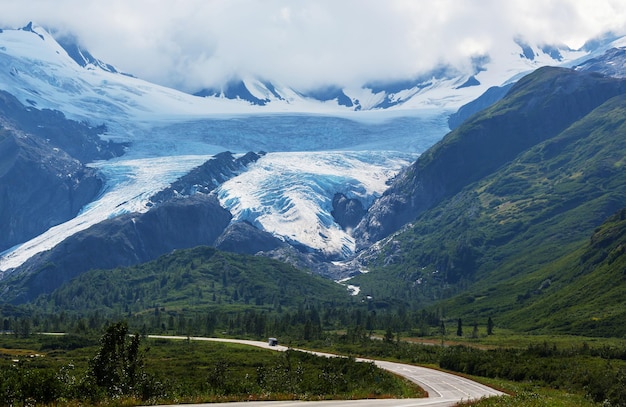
148, 335, 505, 407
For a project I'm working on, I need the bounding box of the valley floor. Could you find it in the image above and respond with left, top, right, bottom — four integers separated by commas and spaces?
148, 335, 505, 406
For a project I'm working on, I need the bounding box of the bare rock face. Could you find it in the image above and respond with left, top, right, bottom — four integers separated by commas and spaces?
575, 47, 626, 78
149, 151, 263, 205
215, 221, 286, 255
331, 193, 366, 231
0, 128, 102, 252
0, 90, 126, 252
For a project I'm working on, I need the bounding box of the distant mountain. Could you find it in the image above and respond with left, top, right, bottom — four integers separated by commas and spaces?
55, 35, 120, 74
447, 43, 626, 130
194, 80, 274, 106
2, 22, 610, 117
574, 47, 626, 78
0, 23, 418, 273
191, 43, 581, 112
2, 21, 626, 312
0, 22, 250, 125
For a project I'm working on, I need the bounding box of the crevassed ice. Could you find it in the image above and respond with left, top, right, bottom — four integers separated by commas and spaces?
216, 151, 416, 259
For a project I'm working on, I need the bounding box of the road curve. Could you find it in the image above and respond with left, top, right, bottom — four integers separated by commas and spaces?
147, 335, 505, 407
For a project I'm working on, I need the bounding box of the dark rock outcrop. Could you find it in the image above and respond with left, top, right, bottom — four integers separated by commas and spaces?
149, 151, 263, 205
0, 90, 126, 162
0, 90, 126, 251
331, 193, 366, 231
215, 221, 286, 254
0, 128, 103, 251
575, 47, 626, 78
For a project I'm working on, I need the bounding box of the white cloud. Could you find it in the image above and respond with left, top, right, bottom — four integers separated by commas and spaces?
1, 0, 625, 92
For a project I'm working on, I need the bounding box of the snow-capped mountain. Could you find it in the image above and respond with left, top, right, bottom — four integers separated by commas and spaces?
193, 38, 591, 111
0, 23, 437, 272
0, 22, 592, 122
0, 22, 623, 278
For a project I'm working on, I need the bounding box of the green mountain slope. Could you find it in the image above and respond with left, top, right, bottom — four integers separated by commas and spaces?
352, 70, 626, 336
31, 246, 350, 315
503, 208, 626, 336
354, 67, 626, 247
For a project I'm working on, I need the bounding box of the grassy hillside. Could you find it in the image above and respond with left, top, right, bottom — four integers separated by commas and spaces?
502, 208, 626, 336
352, 74, 626, 336
31, 246, 351, 315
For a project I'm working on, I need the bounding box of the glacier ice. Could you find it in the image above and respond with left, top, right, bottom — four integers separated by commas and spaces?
216, 151, 417, 259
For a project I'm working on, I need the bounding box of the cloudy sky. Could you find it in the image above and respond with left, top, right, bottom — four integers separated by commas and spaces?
2, 0, 626, 92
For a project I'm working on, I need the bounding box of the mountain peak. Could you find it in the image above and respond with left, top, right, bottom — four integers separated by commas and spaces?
5, 22, 122, 74
55, 35, 119, 73
581, 31, 624, 52
574, 46, 626, 78
19, 21, 45, 40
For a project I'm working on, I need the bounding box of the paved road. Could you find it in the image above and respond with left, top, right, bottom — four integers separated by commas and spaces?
148, 335, 505, 407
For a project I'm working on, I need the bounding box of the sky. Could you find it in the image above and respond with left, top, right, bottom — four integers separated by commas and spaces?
2, 0, 626, 93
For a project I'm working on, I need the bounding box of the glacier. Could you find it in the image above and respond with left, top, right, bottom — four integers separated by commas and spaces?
216, 151, 417, 259
0, 23, 614, 272
0, 113, 435, 270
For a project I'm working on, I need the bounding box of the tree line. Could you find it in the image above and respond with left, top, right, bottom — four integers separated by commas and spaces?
1, 303, 496, 343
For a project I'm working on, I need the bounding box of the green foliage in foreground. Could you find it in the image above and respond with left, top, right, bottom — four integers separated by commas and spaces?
143, 339, 423, 403
304, 334, 626, 407
0, 323, 423, 406
4, 322, 626, 406
440, 344, 626, 406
